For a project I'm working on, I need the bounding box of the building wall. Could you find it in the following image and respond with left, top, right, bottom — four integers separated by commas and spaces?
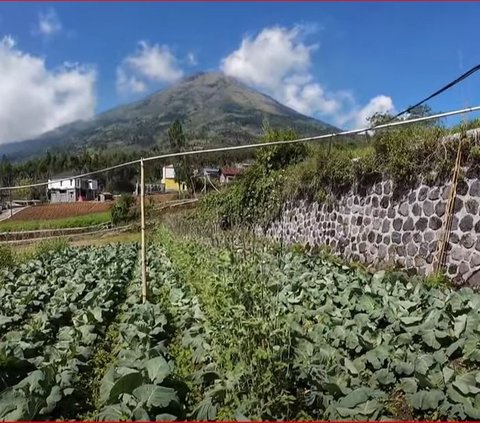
48, 179, 76, 190
162, 178, 187, 192
162, 166, 176, 180
264, 178, 480, 286
50, 189, 76, 203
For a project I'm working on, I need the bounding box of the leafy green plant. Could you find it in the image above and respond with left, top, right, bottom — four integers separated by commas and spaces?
111, 195, 137, 226
0, 244, 14, 269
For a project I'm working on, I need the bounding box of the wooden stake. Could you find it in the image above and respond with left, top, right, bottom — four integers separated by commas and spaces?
140, 158, 147, 303
433, 137, 463, 274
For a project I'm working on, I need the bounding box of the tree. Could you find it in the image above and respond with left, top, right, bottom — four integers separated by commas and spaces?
168, 120, 193, 194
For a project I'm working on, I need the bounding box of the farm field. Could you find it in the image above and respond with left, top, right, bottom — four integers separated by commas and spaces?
0, 212, 111, 232
9, 202, 113, 221
1, 227, 480, 420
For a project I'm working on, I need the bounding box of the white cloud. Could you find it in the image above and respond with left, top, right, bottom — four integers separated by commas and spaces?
186, 52, 197, 66
221, 25, 395, 128
0, 36, 96, 144
117, 41, 183, 95
36, 9, 62, 37
116, 68, 146, 94
351, 95, 395, 128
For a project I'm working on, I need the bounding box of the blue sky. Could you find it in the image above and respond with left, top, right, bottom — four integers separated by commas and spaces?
0, 2, 479, 144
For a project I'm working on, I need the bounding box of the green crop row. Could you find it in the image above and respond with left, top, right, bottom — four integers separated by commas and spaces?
0, 244, 138, 420
149, 226, 480, 421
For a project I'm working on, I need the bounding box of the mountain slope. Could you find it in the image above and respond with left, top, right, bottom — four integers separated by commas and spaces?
0, 72, 339, 160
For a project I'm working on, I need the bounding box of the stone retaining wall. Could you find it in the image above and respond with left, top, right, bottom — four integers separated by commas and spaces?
265, 178, 480, 285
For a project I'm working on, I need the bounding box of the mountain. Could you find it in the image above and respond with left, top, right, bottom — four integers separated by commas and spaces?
0, 72, 340, 160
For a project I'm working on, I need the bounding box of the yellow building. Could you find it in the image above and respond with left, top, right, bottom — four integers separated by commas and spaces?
162, 165, 187, 192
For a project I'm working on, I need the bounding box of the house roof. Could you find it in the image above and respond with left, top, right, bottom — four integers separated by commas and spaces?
49, 171, 77, 180
221, 167, 243, 176
203, 167, 220, 174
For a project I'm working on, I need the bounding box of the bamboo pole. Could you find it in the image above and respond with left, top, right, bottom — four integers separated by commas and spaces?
140, 158, 147, 303
433, 136, 463, 274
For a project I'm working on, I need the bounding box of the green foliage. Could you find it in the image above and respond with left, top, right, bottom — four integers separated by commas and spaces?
200, 126, 307, 226
0, 212, 111, 232
168, 119, 194, 193
33, 238, 69, 257
148, 227, 480, 421
111, 195, 137, 226
424, 271, 451, 289
0, 244, 14, 269
198, 112, 480, 229
0, 243, 139, 420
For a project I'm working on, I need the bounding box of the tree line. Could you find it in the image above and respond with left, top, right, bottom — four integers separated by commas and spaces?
0, 120, 254, 201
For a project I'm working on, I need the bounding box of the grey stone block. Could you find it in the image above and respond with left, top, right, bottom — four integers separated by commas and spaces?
418, 187, 428, 201
423, 201, 434, 217
448, 264, 458, 275
442, 186, 451, 200
459, 261, 470, 275
470, 180, 480, 197
459, 215, 474, 232
454, 198, 463, 213
419, 242, 429, 258
428, 187, 441, 200
429, 216, 443, 231
402, 232, 412, 244
466, 199, 479, 214
378, 244, 387, 259
461, 233, 475, 249
382, 220, 390, 233
399, 202, 409, 216
416, 217, 428, 231
392, 232, 401, 244
435, 201, 446, 218
450, 232, 460, 244
412, 203, 422, 216
407, 243, 418, 257
457, 179, 469, 196
408, 191, 417, 204
403, 217, 414, 231
393, 218, 403, 231
471, 253, 480, 268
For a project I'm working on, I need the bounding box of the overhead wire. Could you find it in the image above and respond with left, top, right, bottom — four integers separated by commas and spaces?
1, 105, 480, 192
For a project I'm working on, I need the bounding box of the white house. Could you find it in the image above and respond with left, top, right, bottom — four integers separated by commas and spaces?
47, 173, 99, 203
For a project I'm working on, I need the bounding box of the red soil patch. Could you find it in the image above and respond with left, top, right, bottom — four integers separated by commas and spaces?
11, 202, 113, 221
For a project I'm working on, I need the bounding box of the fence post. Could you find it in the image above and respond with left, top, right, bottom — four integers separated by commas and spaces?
140, 158, 148, 303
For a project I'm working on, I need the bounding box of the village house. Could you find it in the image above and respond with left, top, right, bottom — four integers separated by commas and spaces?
161, 165, 187, 192
219, 167, 243, 184
47, 173, 99, 203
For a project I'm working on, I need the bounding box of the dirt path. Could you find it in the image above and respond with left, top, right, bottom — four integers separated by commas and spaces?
0, 207, 27, 222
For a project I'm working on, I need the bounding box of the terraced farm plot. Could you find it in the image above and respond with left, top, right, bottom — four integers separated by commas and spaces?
10, 202, 113, 221
2, 228, 480, 421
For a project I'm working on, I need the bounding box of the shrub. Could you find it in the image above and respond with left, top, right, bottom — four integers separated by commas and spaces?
34, 238, 69, 257
0, 244, 14, 269
111, 195, 138, 225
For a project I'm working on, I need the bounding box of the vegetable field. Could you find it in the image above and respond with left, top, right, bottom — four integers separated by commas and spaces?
2, 228, 480, 421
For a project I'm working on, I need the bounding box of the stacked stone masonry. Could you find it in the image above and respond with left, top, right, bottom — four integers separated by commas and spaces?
265, 178, 480, 286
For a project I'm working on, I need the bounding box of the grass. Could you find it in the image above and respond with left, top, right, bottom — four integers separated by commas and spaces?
71, 230, 140, 247
0, 211, 111, 232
